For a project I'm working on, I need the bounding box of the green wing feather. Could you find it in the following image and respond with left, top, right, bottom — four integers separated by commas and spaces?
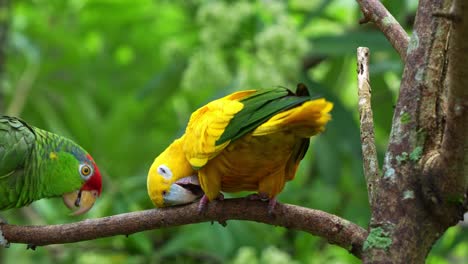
216, 84, 314, 145
0, 116, 35, 179
0, 116, 37, 209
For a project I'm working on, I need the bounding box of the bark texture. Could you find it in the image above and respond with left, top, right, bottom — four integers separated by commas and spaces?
361, 0, 468, 263
357, 47, 379, 207
357, 0, 410, 61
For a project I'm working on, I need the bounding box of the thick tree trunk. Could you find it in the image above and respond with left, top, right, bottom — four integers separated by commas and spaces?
362, 0, 468, 263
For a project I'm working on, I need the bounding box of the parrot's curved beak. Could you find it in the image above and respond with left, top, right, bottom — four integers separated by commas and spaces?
62, 190, 99, 216
164, 175, 203, 206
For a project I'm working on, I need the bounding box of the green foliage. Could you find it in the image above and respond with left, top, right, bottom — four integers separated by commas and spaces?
231, 246, 300, 264
363, 227, 393, 251
396, 152, 409, 164
409, 146, 423, 162
396, 146, 423, 165
400, 111, 411, 124
1, 0, 466, 263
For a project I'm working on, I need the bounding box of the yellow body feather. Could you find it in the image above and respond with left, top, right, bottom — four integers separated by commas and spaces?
147, 89, 333, 207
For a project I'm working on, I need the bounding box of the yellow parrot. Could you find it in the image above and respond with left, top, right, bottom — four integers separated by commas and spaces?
147, 84, 333, 213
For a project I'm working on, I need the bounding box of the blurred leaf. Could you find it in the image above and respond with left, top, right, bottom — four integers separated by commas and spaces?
309, 30, 394, 56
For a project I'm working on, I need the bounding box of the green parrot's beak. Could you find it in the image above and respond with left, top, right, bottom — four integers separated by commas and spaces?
164, 175, 203, 206
63, 190, 99, 216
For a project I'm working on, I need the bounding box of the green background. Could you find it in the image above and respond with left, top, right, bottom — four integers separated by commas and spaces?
1, 0, 466, 263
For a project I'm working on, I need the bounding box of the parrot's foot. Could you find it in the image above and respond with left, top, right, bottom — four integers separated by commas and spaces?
198, 195, 209, 213
0, 217, 10, 248
268, 198, 278, 215
248, 193, 277, 215
197, 193, 224, 213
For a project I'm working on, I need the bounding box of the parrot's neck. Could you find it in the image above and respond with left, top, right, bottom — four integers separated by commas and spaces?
168, 136, 197, 181
12, 129, 62, 206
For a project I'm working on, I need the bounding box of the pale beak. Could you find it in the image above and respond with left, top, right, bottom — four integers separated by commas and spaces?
63, 190, 99, 216
164, 175, 203, 206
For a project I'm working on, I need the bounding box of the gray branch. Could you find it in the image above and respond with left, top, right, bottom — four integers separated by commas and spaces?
356, 0, 410, 62
2, 199, 368, 258
357, 47, 380, 207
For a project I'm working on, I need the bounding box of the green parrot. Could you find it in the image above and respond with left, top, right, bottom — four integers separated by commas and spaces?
0, 116, 102, 247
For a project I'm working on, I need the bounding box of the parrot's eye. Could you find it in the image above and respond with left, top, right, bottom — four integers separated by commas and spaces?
79, 164, 93, 181
157, 165, 172, 179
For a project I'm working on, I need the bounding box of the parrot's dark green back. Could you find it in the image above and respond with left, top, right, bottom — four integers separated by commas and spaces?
216, 84, 313, 146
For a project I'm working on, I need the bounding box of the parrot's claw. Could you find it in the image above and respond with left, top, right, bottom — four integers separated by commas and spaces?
268, 198, 278, 215
198, 195, 209, 213
197, 193, 224, 213
247, 193, 277, 215
0, 217, 10, 248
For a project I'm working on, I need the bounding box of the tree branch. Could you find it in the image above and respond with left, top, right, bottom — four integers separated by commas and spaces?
363, 0, 459, 262
1, 199, 367, 258
357, 47, 379, 207
417, 0, 467, 223
356, 0, 410, 62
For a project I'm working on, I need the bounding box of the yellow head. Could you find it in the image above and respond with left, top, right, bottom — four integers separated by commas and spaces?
147, 138, 202, 207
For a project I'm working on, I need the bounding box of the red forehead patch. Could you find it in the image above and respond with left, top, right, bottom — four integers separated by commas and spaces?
81, 154, 103, 195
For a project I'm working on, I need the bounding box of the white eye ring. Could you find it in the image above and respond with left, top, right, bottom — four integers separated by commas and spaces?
157, 165, 172, 180
79, 164, 93, 181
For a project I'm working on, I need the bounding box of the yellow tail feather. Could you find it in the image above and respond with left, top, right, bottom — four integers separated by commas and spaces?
252, 98, 333, 137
